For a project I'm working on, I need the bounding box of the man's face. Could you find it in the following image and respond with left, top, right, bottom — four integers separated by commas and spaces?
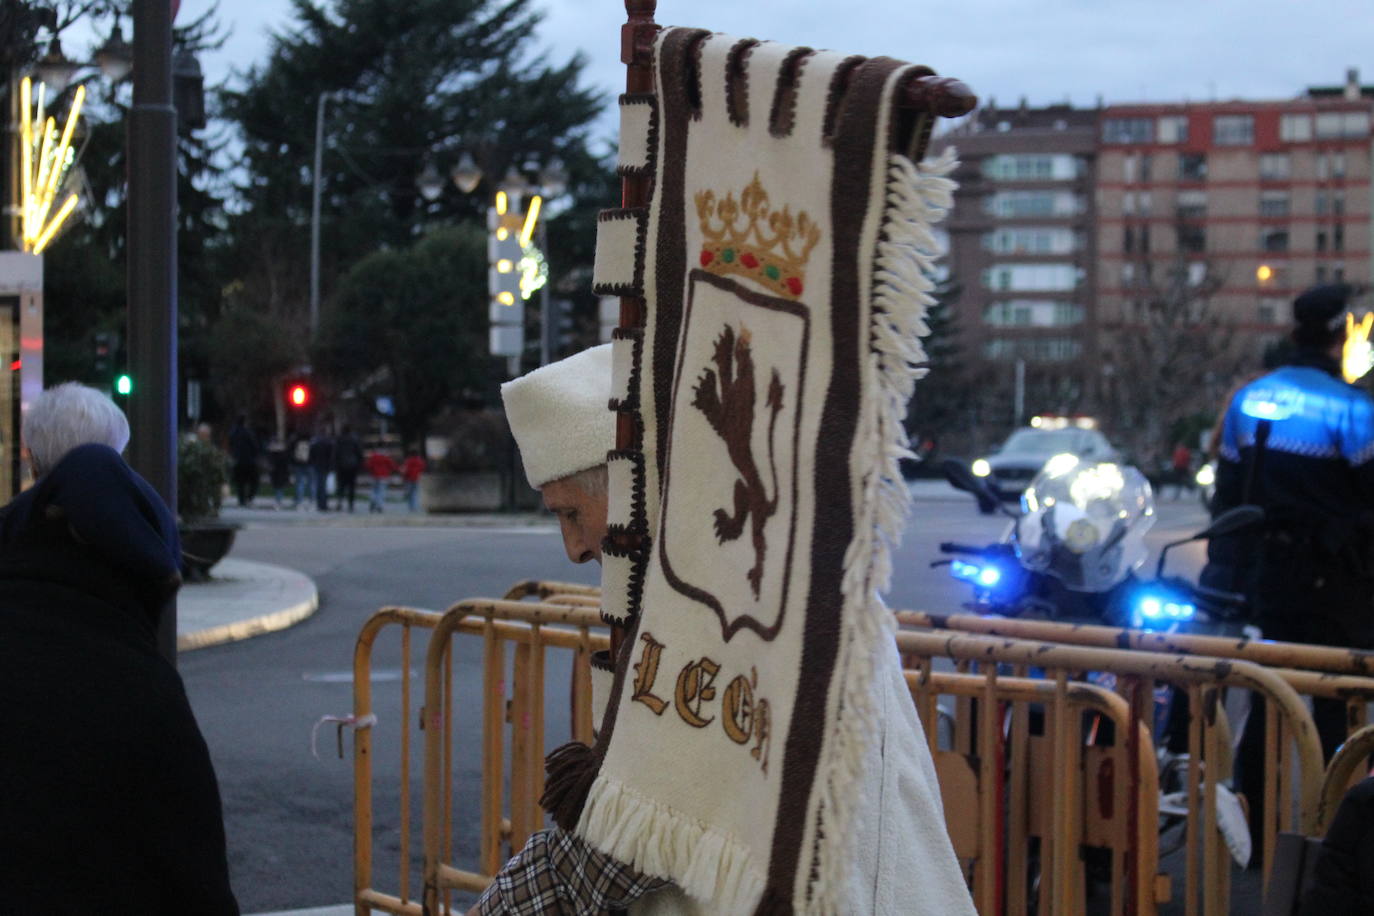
542, 476, 608, 564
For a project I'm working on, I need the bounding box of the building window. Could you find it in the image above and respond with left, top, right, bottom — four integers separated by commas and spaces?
1139, 191, 1152, 215
1333, 191, 1346, 215
1280, 113, 1312, 142
1140, 154, 1153, 182
1179, 153, 1207, 181
985, 191, 1082, 218
1316, 265, 1328, 283
1157, 115, 1188, 144
983, 154, 1082, 181
982, 337, 1083, 362
1333, 153, 1347, 178
1214, 114, 1255, 145
1140, 224, 1151, 253
1178, 224, 1206, 253
1259, 191, 1290, 217
1334, 264, 1345, 282
1316, 111, 1372, 139
982, 226, 1078, 254
983, 300, 1084, 328
1176, 189, 1207, 220
980, 263, 1081, 292
1103, 117, 1153, 144
1259, 153, 1291, 180
1260, 228, 1289, 253
1123, 154, 1136, 183
1316, 190, 1329, 215
1334, 224, 1345, 252
1317, 229, 1328, 252
1317, 154, 1329, 180
1123, 226, 1135, 253
1121, 263, 1135, 287
1258, 298, 1284, 324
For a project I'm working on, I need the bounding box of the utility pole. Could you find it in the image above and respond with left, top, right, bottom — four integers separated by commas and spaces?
128, 0, 178, 663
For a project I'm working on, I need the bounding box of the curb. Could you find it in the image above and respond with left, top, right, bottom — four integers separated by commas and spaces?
176, 560, 320, 652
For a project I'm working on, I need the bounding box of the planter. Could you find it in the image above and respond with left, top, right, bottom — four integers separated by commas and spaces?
419, 471, 505, 513
179, 519, 240, 582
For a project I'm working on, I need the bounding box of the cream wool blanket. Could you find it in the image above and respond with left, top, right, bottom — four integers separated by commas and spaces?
551, 27, 971, 915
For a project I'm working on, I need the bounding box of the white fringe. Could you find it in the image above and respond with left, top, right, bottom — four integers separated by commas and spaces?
805, 146, 959, 913
579, 773, 765, 913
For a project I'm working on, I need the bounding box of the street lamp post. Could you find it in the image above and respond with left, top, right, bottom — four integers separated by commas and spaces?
309, 90, 340, 340
128, 0, 178, 661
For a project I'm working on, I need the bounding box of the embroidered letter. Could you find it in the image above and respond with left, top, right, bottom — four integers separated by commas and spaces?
631, 631, 669, 715
721, 673, 755, 745
751, 697, 772, 774
674, 657, 721, 728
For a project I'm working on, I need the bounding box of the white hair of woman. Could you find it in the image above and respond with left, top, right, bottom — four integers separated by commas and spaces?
22, 382, 131, 479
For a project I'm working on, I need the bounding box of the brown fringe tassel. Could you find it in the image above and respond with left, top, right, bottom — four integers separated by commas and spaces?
540, 740, 599, 831
753, 886, 793, 915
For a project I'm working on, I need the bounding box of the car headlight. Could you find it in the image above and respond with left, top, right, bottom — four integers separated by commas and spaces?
971, 458, 991, 477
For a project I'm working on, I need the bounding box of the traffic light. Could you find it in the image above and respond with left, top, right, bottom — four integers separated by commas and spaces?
115, 374, 133, 396
93, 331, 112, 376
287, 381, 311, 409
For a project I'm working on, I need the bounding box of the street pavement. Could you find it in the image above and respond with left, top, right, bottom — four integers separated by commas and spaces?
185, 484, 1238, 914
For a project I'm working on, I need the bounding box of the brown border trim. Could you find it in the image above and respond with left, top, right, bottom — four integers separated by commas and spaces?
592, 207, 650, 298
764, 55, 907, 909
616, 91, 661, 179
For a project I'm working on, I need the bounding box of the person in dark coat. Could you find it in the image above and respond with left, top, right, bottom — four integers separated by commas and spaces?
308, 428, 335, 512
333, 424, 363, 512
0, 444, 239, 915
1300, 777, 1374, 915
228, 415, 260, 507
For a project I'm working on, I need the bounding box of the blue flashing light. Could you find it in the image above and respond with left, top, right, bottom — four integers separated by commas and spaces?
950, 560, 980, 583
1140, 597, 1163, 619
977, 567, 1003, 587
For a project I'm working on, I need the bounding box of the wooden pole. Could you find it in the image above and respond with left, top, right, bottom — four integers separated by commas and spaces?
611, 1, 659, 659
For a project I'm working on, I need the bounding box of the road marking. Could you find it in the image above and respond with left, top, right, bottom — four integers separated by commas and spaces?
301, 668, 414, 683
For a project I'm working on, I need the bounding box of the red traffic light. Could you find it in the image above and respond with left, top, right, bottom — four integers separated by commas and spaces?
288, 384, 310, 408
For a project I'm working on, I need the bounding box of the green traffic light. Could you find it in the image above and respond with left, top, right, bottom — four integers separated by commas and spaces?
115, 374, 133, 396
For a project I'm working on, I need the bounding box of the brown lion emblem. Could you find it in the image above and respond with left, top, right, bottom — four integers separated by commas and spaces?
691, 324, 784, 598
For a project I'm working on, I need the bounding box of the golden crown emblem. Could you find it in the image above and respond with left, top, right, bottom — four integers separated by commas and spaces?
694, 173, 821, 300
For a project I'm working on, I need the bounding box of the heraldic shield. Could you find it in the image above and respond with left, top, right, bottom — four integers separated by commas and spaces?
659, 269, 810, 642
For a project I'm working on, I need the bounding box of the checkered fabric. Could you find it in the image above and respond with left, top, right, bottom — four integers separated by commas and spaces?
476, 827, 668, 915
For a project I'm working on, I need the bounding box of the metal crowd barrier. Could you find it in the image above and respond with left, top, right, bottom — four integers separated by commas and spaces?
908, 668, 1161, 915
1317, 723, 1374, 834
896, 629, 1324, 916
898, 611, 1374, 741
417, 599, 608, 916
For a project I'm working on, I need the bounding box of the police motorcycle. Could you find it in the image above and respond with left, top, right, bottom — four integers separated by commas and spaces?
938, 456, 1263, 868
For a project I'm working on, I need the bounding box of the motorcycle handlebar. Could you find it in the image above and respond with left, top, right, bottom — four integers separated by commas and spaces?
1191, 582, 1249, 607
939, 542, 1004, 557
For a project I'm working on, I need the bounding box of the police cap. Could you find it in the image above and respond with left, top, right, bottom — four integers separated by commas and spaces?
1293, 283, 1351, 332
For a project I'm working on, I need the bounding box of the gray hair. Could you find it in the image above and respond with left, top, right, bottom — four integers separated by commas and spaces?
23, 382, 131, 478
564, 464, 608, 498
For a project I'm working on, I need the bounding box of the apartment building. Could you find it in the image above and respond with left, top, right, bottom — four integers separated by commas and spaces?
1096, 72, 1374, 360
936, 102, 1100, 420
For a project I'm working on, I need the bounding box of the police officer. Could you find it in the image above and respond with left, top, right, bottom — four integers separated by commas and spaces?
1205, 283, 1374, 858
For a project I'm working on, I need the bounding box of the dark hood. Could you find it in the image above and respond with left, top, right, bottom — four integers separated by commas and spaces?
0, 443, 181, 628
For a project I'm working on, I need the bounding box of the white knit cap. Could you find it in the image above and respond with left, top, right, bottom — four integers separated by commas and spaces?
501, 344, 615, 489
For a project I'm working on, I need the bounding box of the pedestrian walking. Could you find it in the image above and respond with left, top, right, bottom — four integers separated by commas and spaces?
290, 430, 313, 509
365, 448, 397, 513
400, 449, 426, 512
267, 437, 291, 509
1168, 441, 1193, 500
228, 415, 260, 507
333, 425, 363, 512
308, 429, 335, 512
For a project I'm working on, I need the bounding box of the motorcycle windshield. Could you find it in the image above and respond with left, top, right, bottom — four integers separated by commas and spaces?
1015, 456, 1156, 592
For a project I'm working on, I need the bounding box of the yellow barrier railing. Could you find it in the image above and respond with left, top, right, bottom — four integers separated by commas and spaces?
909, 669, 1161, 915
896, 629, 1324, 916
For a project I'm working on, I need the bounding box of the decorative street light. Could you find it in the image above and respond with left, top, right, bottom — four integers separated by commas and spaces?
415, 160, 444, 202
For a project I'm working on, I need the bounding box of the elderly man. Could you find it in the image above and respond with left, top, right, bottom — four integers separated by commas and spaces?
474, 345, 972, 915
21, 381, 130, 480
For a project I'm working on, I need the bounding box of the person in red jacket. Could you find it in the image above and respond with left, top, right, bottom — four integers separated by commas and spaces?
364, 450, 398, 514
400, 450, 426, 512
